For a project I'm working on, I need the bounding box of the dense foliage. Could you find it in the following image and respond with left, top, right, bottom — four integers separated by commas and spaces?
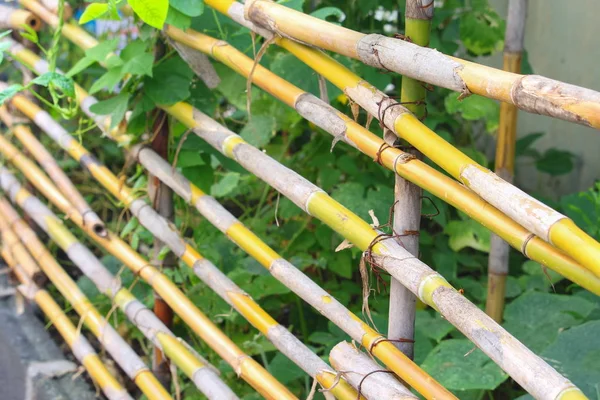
1, 0, 599, 399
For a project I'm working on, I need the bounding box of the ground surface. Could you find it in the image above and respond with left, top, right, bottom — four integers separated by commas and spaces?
0, 270, 98, 400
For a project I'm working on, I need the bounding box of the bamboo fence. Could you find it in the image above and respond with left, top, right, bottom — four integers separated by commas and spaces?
198, 0, 600, 280
2, 100, 366, 400
0, 124, 294, 399
160, 100, 585, 399
0, 189, 172, 400
5, 69, 450, 396
0, 246, 133, 400
241, 0, 600, 129
487, 0, 528, 322
155, 28, 600, 295
1, 2, 598, 399
2, 29, 455, 396
0, 191, 239, 400
131, 144, 449, 399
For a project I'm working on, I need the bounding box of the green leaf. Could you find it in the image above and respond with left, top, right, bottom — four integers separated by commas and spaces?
66, 56, 95, 77
79, 3, 110, 24
85, 38, 119, 62
0, 84, 24, 106
415, 310, 455, 343
176, 151, 206, 168
165, 6, 192, 30
240, 115, 276, 148
120, 217, 139, 238
515, 132, 544, 157
310, 7, 345, 23
19, 24, 39, 44
213, 64, 258, 110
522, 260, 562, 284
276, 0, 304, 11
121, 52, 154, 77
89, 68, 122, 94
210, 172, 240, 197
270, 52, 339, 100
422, 339, 508, 390
269, 353, 306, 384
170, 0, 204, 17
144, 56, 193, 105
32, 72, 75, 98
88, 93, 129, 129
327, 249, 353, 279
503, 291, 596, 352
535, 148, 574, 176
536, 321, 600, 398
128, 0, 168, 29
459, 8, 505, 56
444, 219, 490, 252
444, 93, 499, 133
432, 251, 458, 280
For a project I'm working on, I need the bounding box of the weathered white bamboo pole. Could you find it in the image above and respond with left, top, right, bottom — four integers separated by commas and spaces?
161, 101, 586, 400
0, 188, 172, 400
387, 0, 432, 359
0, 107, 106, 236
486, 0, 528, 323
242, 0, 600, 130
206, 0, 600, 280
0, 197, 240, 400
1, 247, 134, 400
329, 342, 417, 400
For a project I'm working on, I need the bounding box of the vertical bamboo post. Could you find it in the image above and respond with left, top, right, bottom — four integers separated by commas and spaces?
388, 0, 432, 359
486, 0, 528, 323
148, 57, 175, 386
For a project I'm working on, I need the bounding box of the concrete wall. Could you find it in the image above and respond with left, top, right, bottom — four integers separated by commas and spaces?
486, 0, 600, 197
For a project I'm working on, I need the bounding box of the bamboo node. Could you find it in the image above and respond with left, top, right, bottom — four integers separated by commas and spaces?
520, 233, 535, 256
392, 151, 417, 171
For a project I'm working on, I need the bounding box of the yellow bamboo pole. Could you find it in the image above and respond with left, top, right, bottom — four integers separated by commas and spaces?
0, 5, 42, 31
185, 0, 600, 279
0, 126, 292, 400
0, 237, 134, 400
240, 0, 600, 130
0, 200, 171, 400
486, 0, 528, 323
159, 27, 600, 296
